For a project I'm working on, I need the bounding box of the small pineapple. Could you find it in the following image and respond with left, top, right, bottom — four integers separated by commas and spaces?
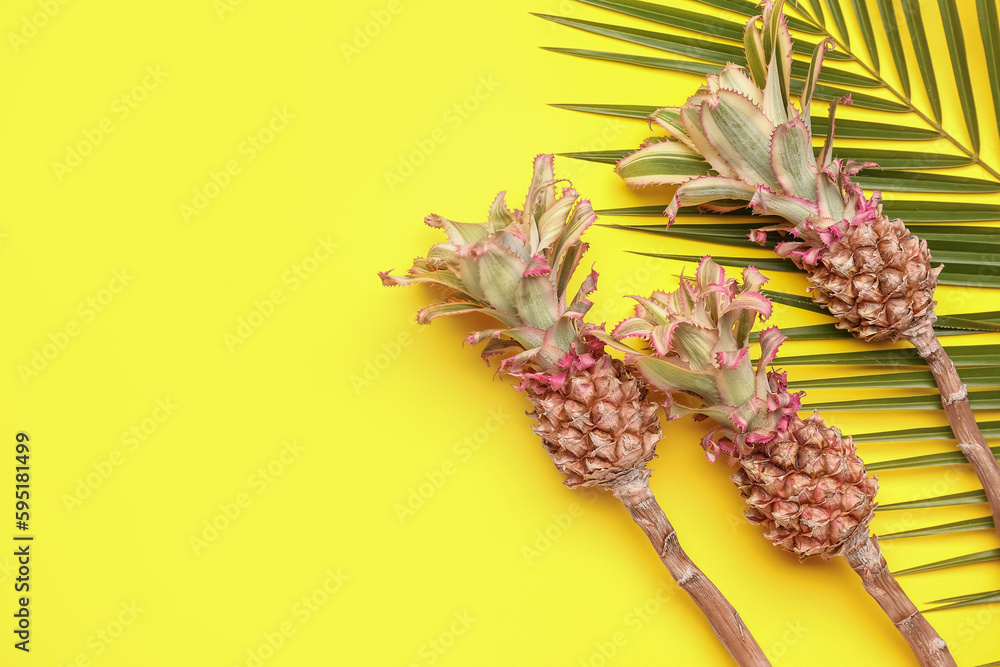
615, 0, 941, 343
614, 0, 1000, 549
381, 153, 660, 486
600, 257, 876, 558
382, 157, 770, 666
605, 257, 954, 666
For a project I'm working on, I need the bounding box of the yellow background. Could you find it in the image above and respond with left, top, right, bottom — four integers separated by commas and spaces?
0, 0, 998, 665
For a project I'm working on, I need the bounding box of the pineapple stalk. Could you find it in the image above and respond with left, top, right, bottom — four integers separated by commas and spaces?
909, 327, 1000, 537
614, 0, 1000, 543
602, 257, 956, 667
382, 156, 770, 667
841, 532, 953, 667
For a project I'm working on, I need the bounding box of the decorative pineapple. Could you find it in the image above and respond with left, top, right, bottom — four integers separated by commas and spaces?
382, 155, 769, 666
602, 256, 954, 667
614, 0, 1000, 544
380, 154, 660, 487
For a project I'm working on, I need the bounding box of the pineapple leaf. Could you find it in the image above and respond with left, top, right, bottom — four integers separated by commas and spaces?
634, 356, 723, 403
880, 515, 994, 540
615, 141, 714, 186
880, 490, 989, 513
894, 549, 1000, 576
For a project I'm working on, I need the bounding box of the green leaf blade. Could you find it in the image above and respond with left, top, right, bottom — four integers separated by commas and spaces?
824, 0, 850, 46
937, 0, 979, 152
899, 0, 942, 122
977, 0, 1000, 151
894, 549, 1000, 576
880, 490, 988, 512
876, 0, 911, 98
927, 589, 1000, 611
853, 169, 1000, 194
850, 0, 879, 71
788, 366, 1000, 390
880, 515, 994, 540
803, 390, 1000, 412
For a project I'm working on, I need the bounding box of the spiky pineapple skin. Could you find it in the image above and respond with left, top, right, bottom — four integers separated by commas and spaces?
526, 353, 661, 488
807, 216, 940, 342
732, 413, 877, 559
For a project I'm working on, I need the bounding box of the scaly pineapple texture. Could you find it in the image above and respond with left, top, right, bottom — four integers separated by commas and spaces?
615, 0, 941, 342
603, 257, 877, 558
382, 155, 660, 488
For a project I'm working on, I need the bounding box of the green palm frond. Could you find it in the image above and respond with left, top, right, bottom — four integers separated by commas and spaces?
881, 490, 989, 512
894, 549, 1000, 575
544, 0, 1000, 183
540, 0, 1000, 618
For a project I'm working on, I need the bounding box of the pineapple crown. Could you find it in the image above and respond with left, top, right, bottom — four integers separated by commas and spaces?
600, 257, 801, 463
380, 154, 601, 377
614, 0, 884, 261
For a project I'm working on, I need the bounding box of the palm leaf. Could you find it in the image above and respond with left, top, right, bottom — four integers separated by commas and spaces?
926, 589, 1000, 611
788, 366, 1000, 389
544, 0, 1000, 192
937, 0, 979, 152
894, 549, 1000, 575
880, 490, 989, 512
880, 515, 994, 539
542, 0, 1000, 640
865, 446, 1000, 470
803, 389, 1000, 412
595, 200, 1000, 223
857, 426, 1000, 446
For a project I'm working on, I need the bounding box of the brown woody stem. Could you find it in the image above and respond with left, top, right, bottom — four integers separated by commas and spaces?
840, 532, 956, 667
908, 327, 1000, 541
607, 468, 771, 667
